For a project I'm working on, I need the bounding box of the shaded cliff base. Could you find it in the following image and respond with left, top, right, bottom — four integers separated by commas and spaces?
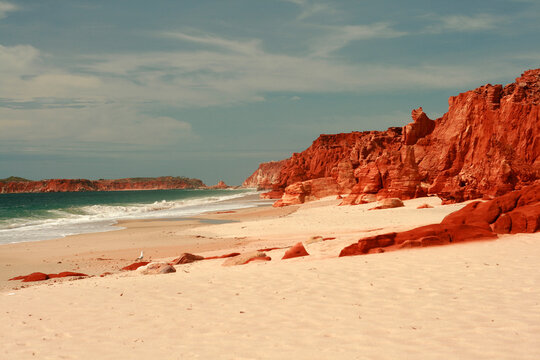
244, 69, 539, 207
2, 188, 539, 358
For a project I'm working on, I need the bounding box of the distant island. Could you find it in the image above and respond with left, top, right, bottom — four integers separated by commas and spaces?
0, 176, 213, 194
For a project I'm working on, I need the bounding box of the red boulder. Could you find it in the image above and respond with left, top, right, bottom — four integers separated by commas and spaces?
282, 242, 310, 259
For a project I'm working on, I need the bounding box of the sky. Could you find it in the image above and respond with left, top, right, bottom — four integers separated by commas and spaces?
0, 0, 539, 185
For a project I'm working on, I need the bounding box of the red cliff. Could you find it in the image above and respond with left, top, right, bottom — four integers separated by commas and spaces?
245, 69, 540, 206
242, 160, 287, 189
0, 176, 206, 194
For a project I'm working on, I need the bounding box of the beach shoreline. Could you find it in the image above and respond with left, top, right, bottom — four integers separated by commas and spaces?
1, 195, 539, 359
0, 200, 294, 291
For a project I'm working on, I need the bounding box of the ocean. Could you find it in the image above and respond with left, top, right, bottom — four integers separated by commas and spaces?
0, 188, 265, 245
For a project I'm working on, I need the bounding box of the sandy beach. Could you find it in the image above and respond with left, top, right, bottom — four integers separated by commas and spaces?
1, 197, 539, 359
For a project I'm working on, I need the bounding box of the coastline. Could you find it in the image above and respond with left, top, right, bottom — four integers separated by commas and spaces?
1, 196, 539, 359
0, 200, 292, 291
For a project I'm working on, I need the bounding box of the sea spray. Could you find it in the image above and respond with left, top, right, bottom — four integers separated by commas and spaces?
0, 189, 267, 244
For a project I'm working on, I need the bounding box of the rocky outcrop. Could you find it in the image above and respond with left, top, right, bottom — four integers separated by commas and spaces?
210, 180, 229, 189
0, 176, 206, 194
339, 182, 539, 256
246, 69, 540, 206
243, 160, 287, 189
273, 177, 340, 207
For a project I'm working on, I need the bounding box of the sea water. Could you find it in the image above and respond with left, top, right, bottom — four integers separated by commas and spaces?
0, 188, 266, 245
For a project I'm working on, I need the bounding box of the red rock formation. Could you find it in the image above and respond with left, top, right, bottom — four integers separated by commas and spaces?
9, 271, 88, 282
0, 176, 206, 194
171, 253, 205, 265
121, 261, 150, 271
243, 160, 287, 189
274, 177, 340, 207
442, 182, 540, 233
282, 242, 309, 259
339, 182, 539, 256
245, 69, 540, 206
210, 180, 229, 189
403, 107, 435, 145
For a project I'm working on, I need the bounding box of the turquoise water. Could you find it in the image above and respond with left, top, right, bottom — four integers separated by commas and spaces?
0, 189, 261, 244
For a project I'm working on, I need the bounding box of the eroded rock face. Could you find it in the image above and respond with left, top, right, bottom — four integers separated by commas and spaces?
244, 69, 540, 206
242, 160, 287, 189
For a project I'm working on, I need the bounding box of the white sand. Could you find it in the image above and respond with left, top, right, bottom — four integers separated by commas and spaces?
188, 196, 469, 257
1, 199, 539, 359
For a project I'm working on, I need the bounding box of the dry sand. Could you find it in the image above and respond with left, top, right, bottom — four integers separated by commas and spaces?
1, 197, 539, 359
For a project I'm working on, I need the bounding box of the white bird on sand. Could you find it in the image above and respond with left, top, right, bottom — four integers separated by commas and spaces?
135, 251, 144, 261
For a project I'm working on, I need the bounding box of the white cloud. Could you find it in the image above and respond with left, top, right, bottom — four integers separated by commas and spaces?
0, 44, 40, 73
160, 31, 261, 55
310, 23, 407, 56
282, 0, 335, 20
0, 33, 520, 112
0, 1, 17, 19
0, 104, 193, 151
427, 14, 501, 33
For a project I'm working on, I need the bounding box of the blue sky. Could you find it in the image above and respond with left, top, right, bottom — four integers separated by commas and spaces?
0, 0, 538, 185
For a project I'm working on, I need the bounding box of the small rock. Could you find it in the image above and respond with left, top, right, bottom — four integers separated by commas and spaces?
222, 251, 267, 266
305, 236, 323, 244
138, 262, 176, 275
369, 198, 404, 210
171, 253, 204, 265
282, 242, 310, 260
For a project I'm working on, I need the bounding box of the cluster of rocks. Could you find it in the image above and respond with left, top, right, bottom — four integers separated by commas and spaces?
339, 182, 539, 256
